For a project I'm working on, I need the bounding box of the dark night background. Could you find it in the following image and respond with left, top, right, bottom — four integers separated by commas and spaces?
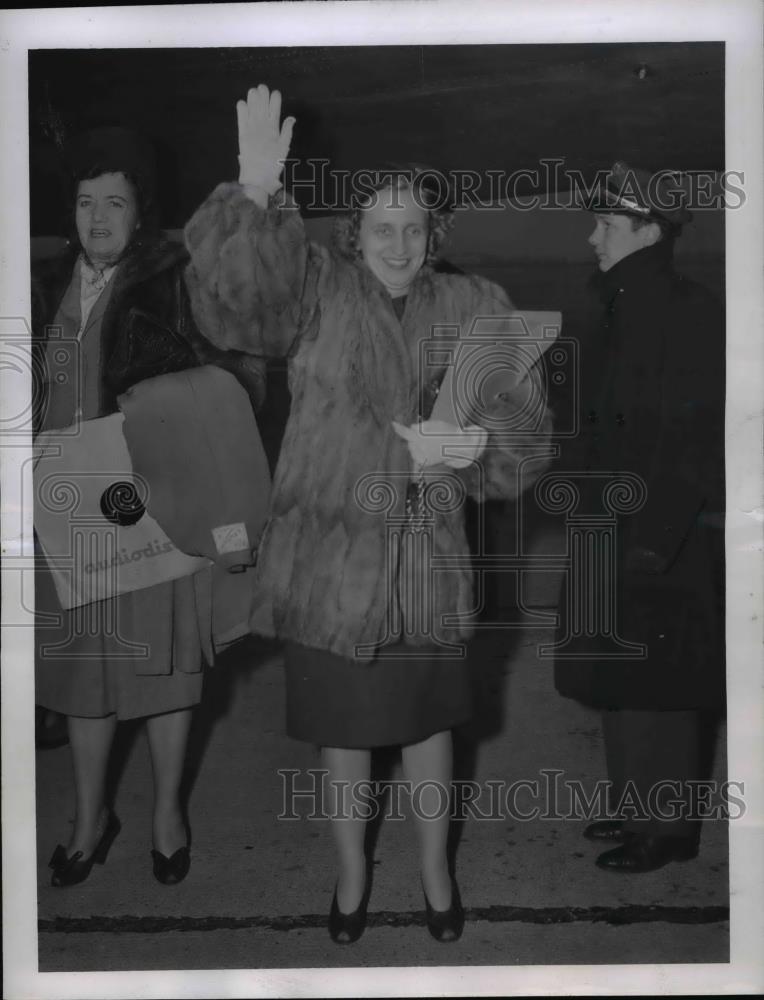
29, 43, 724, 232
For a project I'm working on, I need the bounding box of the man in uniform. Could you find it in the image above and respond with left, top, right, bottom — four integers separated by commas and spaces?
554, 162, 726, 872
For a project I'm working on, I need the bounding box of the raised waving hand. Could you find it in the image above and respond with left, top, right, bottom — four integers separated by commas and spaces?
236, 84, 295, 201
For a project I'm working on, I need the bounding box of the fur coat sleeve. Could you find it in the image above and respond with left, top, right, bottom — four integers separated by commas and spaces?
183, 185, 553, 503
184, 182, 311, 358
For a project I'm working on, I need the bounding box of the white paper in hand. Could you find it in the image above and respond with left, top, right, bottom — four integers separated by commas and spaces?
392, 419, 488, 470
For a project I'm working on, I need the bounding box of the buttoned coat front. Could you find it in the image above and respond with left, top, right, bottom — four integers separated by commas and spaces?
553, 240, 725, 711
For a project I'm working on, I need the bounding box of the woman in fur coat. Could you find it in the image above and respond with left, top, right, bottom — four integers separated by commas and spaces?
184, 86, 553, 942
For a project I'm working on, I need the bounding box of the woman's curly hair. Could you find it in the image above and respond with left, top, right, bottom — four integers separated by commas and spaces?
332, 166, 455, 267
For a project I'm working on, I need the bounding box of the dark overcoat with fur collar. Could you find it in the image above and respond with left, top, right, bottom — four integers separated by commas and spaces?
31, 235, 265, 431
184, 183, 553, 659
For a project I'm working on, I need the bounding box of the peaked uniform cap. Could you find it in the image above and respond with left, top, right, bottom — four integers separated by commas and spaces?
591, 160, 692, 226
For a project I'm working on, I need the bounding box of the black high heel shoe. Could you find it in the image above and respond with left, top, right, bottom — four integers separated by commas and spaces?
328, 869, 372, 944
151, 843, 191, 885
49, 811, 121, 887
423, 875, 465, 942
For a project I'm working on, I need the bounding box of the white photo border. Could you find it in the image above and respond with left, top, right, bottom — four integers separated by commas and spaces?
2, 1, 762, 997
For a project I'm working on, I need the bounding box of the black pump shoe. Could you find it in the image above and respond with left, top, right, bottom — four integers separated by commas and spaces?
49, 811, 121, 887
583, 819, 627, 842
596, 834, 699, 873
423, 876, 465, 942
151, 845, 191, 885
328, 875, 372, 944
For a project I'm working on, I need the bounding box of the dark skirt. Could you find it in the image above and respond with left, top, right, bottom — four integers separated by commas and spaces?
35, 552, 205, 721
285, 641, 473, 748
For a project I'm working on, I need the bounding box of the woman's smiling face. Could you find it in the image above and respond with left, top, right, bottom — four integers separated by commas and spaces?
358, 184, 429, 297
75, 172, 140, 266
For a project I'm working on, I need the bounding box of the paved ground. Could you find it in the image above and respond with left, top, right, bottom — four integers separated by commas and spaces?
35, 618, 730, 977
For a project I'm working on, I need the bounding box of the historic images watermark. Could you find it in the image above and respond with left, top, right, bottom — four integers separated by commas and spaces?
281, 158, 746, 213
1, 317, 74, 441
278, 768, 745, 823
352, 311, 563, 658
350, 309, 652, 661
3, 316, 176, 656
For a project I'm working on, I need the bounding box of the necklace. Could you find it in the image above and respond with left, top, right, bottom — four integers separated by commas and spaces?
80, 257, 113, 292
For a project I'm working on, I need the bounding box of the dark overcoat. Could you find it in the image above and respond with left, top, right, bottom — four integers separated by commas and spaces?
553, 240, 725, 711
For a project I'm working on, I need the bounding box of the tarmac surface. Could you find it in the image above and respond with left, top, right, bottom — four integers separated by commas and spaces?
35, 617, 730, 977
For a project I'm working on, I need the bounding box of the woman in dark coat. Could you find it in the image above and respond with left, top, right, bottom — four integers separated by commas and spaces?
184, 86, 554, 941
34, 128, 264, 887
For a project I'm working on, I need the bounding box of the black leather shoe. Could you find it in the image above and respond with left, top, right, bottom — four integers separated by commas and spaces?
328, 875, 372, 944
596, 834, 699, 873
583, 820, 627, 842
151, 845, 191, 885
423, 876, 465, 943
49, 811, 121, 887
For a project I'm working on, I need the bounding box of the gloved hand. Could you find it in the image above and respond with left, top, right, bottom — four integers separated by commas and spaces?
236, 84, 295, 195
392, 419, 488, 470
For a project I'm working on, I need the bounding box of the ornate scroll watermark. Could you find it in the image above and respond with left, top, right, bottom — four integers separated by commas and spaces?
535, 471, 648, 659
